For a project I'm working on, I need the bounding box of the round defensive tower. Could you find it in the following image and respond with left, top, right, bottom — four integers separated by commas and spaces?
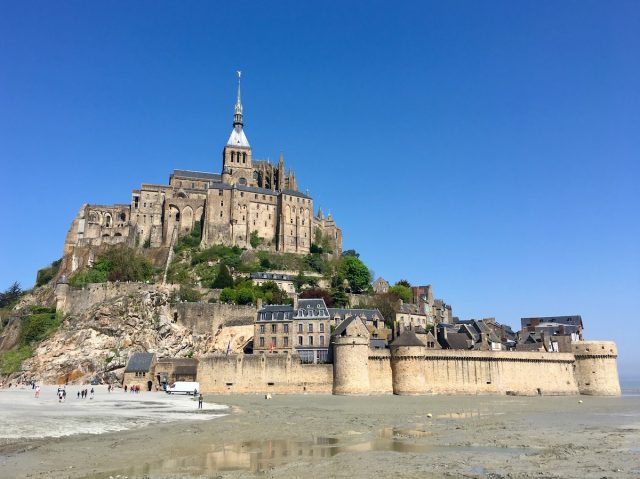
572, 341, 621, 396
332, 335, 370, 395
390, 331, 427, 395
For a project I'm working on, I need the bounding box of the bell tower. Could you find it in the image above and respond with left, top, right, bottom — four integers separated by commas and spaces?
222, 71, 254, 186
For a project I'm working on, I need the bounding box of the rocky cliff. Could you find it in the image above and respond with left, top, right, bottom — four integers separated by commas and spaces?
19, 286, 252, 384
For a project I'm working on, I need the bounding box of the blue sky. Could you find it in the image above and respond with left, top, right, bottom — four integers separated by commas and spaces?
1, 1, 638, 376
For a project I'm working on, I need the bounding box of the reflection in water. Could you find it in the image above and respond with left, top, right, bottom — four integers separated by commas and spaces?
102, 427, 516, 477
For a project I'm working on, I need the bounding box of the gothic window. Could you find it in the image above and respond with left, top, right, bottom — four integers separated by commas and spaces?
175, 212, 180, 221
231, 152, 235, 162
242, 152, 246, 163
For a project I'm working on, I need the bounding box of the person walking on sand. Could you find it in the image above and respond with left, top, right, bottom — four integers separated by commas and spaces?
198, 393, 203, 409
90, 387, 95, 399
124, 384, 127, 393
35, 385, 40, 398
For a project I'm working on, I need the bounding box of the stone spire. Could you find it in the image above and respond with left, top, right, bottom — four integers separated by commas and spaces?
226, 71, 250, 148
233, 70, 243, 128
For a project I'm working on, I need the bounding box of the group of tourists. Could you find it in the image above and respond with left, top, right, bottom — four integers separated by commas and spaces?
76, 388, 94, 399
124, 384, 142, 393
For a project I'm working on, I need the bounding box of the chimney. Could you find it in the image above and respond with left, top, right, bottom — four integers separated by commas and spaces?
256, 298, 263, 310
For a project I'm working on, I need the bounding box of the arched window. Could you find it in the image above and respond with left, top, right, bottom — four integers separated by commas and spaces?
231, 151, 235, 162
104, 214, 112, 228
243, 152, 246, 163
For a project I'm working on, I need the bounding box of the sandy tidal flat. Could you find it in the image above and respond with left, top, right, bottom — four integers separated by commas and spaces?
1, 387, 639, 478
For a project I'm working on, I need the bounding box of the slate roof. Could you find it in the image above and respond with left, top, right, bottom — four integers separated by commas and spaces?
331, 316, 358, 337
172, 170, 222, 181
391, 331, 426, 347
250, 272, 294, 281
124, 352, 155, 373
442, 333, 473, 350
295, 299, 329, 319
257, 304, 294, 321
328, 308, 384, 322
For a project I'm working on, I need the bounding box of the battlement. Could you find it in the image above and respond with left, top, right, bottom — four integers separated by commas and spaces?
572, 340, 617, 358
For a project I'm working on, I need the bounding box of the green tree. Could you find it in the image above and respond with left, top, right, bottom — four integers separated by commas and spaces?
339, 256, 371, 294
395, 279, 411, 288
236, 287, 255, 305
342, 249, 360, 258
219, 288, 237, 303
389, 284, 412, 303
0, 282, 23, 308
212, 262, 234, 289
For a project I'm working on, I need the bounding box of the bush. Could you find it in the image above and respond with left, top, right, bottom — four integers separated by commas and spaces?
219, 288, 237, 303
178, 285, 201, 303
69, 245, 154, 287
250, 231, 263, 249
0, 346, 33, 375
35, 259, 62, 287
21, 308, 59, 344
191, 244, 243, 269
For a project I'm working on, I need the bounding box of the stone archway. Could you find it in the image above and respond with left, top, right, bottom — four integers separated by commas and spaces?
181, 206, 194, 232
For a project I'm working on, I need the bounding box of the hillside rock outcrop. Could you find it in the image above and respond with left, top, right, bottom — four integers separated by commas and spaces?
21, 287, 252, 384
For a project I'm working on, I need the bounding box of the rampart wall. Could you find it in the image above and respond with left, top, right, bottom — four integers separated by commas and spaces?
175, 303, 256, 334
420, 350, 578, 395
57, 282, 178, 316
368, 349, 393, 393
197, 354, 333, 394
197, 347, 619, 396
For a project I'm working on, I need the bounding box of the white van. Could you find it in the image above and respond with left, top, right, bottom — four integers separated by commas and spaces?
166, 381, 200, 395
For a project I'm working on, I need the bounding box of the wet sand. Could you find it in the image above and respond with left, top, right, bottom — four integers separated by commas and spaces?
1, 387, 639, 478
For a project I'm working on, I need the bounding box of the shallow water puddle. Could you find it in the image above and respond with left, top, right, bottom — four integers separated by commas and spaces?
97, 428, 527, 478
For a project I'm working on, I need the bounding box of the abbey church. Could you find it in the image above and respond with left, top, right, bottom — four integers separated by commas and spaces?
63, 74, 342, 267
